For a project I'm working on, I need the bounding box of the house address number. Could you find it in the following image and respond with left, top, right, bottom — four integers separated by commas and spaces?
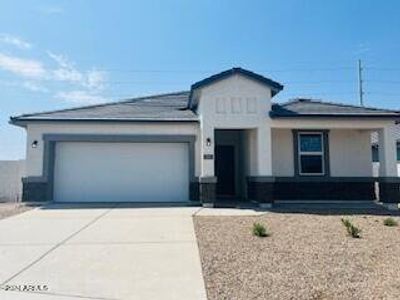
203, 154, 214, 160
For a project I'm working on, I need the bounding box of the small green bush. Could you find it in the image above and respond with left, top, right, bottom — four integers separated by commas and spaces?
383, 217, 398, 227
341, 218, 361, 238
341, 218, 352, 229
252, 222, 269, 237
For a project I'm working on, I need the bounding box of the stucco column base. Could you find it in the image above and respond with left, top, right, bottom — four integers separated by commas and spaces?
382, 203, 399, 211
199, 177, 217, 205
247, 176, 274, 204
379, 178, 400, 204
22, 178, 50, 202
259, 203, 273, 209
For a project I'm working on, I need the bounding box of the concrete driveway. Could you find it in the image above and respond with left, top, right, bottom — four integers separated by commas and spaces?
0, 204, 207, 300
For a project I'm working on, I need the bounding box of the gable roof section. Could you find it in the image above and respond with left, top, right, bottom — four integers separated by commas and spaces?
10, 91, 198, 125
188, 67, 284, 109
271, 98, 400, 118
191, 67, 284, 93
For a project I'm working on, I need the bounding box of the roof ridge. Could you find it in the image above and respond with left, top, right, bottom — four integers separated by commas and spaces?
280, 98, 399, 113
11, 91, 190, 119
191, 67, 284, 91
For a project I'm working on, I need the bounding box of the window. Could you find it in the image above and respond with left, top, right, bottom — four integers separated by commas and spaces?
397, 143, 400, 161
371, 143, 400, 162
372, 145, 379, 162
298, 132, 325, 175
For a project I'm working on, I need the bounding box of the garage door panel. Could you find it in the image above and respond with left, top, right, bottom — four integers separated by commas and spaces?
53, 142, 189, 202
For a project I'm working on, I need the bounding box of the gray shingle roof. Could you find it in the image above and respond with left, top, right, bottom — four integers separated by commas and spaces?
11, 92, 400, 125
11, 91, 198, 123
271, 98, 400, 118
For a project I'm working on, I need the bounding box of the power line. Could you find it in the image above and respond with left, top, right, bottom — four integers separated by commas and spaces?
0, 66, 356, 73
365, 67, 400, 72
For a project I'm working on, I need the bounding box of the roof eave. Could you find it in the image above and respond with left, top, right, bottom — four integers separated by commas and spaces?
9, 117, 27, 128
10, 118, 200, 124
270, 113, 400, 119
191, 68, 284, 91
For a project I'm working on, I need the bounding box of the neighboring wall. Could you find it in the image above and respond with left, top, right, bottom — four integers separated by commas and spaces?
0, 160, 25, 202
272, 129, 372, 177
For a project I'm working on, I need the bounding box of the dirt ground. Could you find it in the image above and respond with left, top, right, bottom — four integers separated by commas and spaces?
194, 212, 400, 300
0, 203, 34, 220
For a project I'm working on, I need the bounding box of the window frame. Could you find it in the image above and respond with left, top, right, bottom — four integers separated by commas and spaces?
397, 142, 400, 162
297, 132, 325, 176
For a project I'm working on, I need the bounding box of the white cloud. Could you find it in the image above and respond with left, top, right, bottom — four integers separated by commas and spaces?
53, 67, 84, 83
47, 51, 70, 68
56, 90, 106, 104
0, 34, 32, 49
38, 5, 64, 15
354, 43, 371, 56
0, 49, 108, 103
48, 51, 83, 83
0, 53, 46, 78
87, 70, 107, 90
0, 79, 48, 93
48, 51, 107, 90
22, 81, 48, 93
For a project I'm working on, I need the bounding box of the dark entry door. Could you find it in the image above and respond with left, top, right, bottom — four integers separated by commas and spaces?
215, 145, 235, 196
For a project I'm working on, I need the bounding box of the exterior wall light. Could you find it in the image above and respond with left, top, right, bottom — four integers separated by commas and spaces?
206, 138, 212, 147
31, 140, 38, 148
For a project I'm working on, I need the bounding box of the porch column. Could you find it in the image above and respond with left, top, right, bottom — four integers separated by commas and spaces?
256, 126, 273, 176
199, 124, 216, 207
378, 125, 400, 208
247, 126, 274, 207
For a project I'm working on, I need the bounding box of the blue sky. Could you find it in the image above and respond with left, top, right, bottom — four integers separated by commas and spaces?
1, 0, 400, 159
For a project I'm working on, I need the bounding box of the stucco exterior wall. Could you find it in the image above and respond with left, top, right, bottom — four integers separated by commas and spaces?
272, 129, 294, 176
0, 160, 25, 202
196, 74, 273, 177
25, 122, 200, 178
329, 129, 372, 176
272, 128, 373, 177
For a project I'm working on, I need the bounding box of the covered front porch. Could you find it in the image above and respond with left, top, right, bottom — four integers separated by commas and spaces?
198, 119, 400, 209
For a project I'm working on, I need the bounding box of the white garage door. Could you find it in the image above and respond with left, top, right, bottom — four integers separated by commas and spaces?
53, 142, 189, 202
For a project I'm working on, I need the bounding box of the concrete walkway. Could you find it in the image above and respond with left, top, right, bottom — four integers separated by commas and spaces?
0, 204, 207, 300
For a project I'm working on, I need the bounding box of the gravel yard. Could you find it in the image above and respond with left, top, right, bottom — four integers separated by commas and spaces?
194, 212, 400, 300
0, 203, 33, 220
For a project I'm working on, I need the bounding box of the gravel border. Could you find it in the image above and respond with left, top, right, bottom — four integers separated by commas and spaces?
0, 203, 34, 220
194, 213, 400, 300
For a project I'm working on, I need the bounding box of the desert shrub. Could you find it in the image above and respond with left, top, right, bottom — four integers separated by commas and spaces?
383, 217, 398, 227
341, 218, 352, 229
341, 218, 361, 238
252, 222, 269, 237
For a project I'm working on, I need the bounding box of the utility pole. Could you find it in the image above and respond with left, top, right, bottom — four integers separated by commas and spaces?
358, 59, 364, 106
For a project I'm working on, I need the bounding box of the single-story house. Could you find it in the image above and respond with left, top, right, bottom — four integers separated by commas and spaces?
10, 68, 400, 208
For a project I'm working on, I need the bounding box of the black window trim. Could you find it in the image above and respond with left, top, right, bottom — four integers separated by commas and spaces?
292, 129, 330, 177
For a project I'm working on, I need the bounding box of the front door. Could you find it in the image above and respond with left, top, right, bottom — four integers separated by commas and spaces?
215, 145, 235, 197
